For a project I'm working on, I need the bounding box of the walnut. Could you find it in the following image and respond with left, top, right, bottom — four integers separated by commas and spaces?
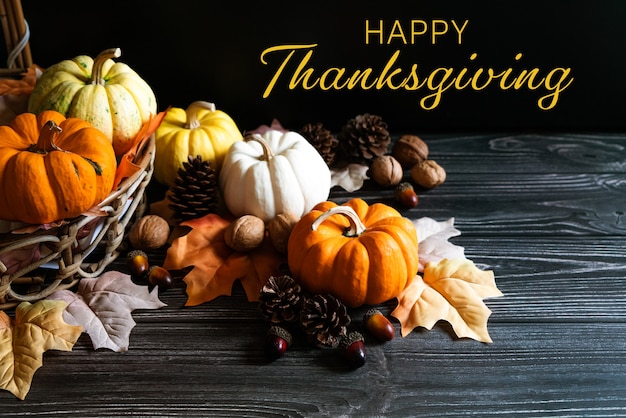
224, 215, 266, 252
392, 135, 429, 168
268, 212, 300, 254
410, 160, 446, 189
369, 155, 403, 187
128, 215, 171, 251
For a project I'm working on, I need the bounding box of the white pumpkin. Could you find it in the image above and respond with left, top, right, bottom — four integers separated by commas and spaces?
219, 130, 331, 222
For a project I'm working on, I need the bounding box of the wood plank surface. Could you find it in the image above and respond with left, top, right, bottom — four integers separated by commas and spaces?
1, 133, 625, 417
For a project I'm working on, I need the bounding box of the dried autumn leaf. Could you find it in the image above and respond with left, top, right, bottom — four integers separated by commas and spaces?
0, 300, 82, 400
47, 271, 166, 352
413, 217, 465, 272
0, 65, 43, 96
163, 213, 285, 306
391, 258, 503, 343
113, 109, 168, 190
330, 163, 369, 192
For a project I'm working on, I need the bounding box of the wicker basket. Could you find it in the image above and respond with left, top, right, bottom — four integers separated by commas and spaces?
0, 135, 155, 310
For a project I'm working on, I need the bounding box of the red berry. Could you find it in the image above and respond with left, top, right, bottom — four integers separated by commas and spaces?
264, 326, 292, 360
340, 331, 366, 369
364, 309, 395, 342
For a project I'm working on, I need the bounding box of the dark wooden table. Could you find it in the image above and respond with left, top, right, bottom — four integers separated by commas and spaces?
1, 132, 625, 417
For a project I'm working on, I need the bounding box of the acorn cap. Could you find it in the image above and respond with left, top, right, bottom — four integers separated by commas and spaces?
268, 326, 293, 346
363, 308, 383, 322
340, 331, 365, 350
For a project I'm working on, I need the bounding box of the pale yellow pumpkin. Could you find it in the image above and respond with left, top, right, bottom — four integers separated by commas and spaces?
153, 101, 243, 186
28, 48, 157, 156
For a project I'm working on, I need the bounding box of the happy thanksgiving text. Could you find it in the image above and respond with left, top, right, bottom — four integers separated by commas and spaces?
259, 19, 574, 110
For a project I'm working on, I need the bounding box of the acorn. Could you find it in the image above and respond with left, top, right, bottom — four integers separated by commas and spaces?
394, 182, 419, 209
363, 308, 395, 342
340, 331, 366, 369
127, 250, 149, 277
264, 326, 292, 360
148, 266, 174, 289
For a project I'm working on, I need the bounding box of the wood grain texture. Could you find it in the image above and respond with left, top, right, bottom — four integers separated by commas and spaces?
0, 133, 625, 417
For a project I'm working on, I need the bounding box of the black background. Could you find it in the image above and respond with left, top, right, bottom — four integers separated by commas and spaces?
16, 0, 626, 133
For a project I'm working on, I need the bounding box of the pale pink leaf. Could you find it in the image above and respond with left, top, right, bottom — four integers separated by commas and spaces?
330, 163, 369, 192
413, 217, 465, 272
47, 271, 166, 352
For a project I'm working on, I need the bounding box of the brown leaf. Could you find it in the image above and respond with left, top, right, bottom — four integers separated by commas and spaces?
163, 213, 285, 306
47, 271, 166, 352
391, 258, 503, 343
0, 300, 82, 400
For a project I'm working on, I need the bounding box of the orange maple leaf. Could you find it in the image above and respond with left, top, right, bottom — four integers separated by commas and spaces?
112, 109, 168, 190
163, 214, 286, 306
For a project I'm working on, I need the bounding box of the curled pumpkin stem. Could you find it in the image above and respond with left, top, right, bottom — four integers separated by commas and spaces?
91, 47, 121, 86
184, 101, 216, 129
29, 120, 64, 154
311, 205, 367, 237
245, 133, 274, 161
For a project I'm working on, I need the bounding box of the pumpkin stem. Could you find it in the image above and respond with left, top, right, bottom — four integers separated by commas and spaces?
91, 48, 121, 86
311, 206, 367, 237
245, 133, 274, 161
184, 101, 216, 129
30, 120, 64, 154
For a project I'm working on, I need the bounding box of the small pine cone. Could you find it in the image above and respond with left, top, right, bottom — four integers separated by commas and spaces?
300, 294, 351, 349
259, 275, 303, 325
339, 113, 391, 164
168, 155, 219, 222
299, 122, 339, 167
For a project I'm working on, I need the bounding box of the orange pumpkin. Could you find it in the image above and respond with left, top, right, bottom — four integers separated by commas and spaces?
287, 198, 419, 307
0, 110, 117, 224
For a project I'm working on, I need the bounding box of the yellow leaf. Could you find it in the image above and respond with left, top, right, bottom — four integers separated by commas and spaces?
391, 258, 503, 343
0, 301, 82, 400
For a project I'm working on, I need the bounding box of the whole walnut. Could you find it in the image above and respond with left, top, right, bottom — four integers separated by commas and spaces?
410, 160, 446, 189
128, 215, 170, 251
224, 215, 266, 252
392, 135, 429, 168
369, 155, 403, 187
268, 212, 300, 254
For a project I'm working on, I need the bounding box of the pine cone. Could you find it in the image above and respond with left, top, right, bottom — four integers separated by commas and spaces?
259, 275, 303, 325
339, 113, 391, 164
168, 155, 219, 222
300, 294, 351, 348
300, 122, 339, 167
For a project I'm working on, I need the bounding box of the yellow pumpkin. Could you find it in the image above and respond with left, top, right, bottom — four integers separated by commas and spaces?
28, 48, 157, 156
287, 198, 419, 307
154, 101, 243, 187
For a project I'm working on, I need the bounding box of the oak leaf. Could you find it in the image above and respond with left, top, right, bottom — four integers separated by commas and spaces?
47, 271, 166, 352
391, 258, 503, 343
163, 213, 285, 306
0, 300, 82, 400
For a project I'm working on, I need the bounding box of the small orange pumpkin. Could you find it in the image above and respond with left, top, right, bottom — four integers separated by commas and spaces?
287, 198, 419, 307
0, 110, 117, 224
